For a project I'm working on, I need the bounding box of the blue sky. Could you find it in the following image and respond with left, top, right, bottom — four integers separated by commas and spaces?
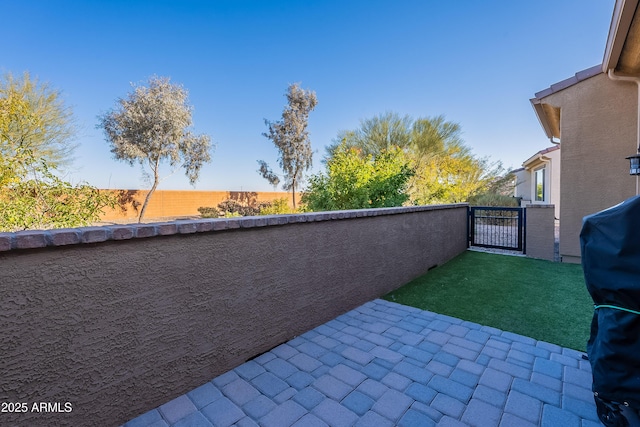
2, 0, 614, 192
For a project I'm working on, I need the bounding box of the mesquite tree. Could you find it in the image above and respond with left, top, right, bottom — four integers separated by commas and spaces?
98, 76, 212, 222
258, 83, 317, 208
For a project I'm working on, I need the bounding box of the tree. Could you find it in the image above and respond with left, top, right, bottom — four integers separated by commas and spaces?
0, 72, 77, 172
0, 150, 116, 231
410, 151, 504, 204
258, 197, 295, 215
326, 112, 412, 158
0, 93, 28, 187
0, 72, 114, 231
467, 171, 518, 206
98, 76, 212, 222
302, 143, 413, 211
258, 83, 317, 209
328, 112, 505, 205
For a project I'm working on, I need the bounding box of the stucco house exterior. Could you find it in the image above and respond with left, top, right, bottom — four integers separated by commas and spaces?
529, 0, 640, 263
513, 145, 561, 220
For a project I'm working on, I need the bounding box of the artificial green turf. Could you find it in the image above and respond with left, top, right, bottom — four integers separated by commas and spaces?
384, 250, 593, 351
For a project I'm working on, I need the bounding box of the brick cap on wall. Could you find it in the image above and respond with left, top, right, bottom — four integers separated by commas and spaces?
0, 204, 467, 252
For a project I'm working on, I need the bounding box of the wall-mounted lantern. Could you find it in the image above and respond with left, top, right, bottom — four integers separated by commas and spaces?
626, 153, 640, 175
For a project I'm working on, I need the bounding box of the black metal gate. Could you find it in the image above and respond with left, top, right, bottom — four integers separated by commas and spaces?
468, 206, 525, 252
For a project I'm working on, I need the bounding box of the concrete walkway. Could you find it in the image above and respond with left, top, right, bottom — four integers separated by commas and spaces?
122, 299, 599, 427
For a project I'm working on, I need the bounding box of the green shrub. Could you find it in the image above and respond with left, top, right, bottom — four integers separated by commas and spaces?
0, 153, 117, 231
222, 211, 242, 218
200, 199, 263, 218
217, 200, 259, 216
197, 206, 218, 218
302, 144, 412, 211
259, 198, 295, 215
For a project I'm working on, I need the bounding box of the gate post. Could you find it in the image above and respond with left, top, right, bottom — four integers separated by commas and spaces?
467, 206, 473, 248
525, 204, 555, 261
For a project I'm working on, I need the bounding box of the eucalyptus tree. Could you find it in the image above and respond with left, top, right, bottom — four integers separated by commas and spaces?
258, 83, 317, 209
98, 76, 212, 222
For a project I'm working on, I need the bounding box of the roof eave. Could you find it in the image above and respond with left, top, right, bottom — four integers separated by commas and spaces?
530, 65, 602, 141
603, 0, 640, 72
530, 99, 557, 140
522, 146, 560, 169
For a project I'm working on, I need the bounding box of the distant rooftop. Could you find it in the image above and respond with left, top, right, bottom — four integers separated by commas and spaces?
522, 145, 560, 168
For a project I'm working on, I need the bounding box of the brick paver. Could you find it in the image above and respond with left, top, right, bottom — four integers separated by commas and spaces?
122, 299, 596, 427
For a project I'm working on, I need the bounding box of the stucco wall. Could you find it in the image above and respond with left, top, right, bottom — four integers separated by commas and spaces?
548, 149, 562, 219
517, 148, 561, 220
549, 149, 561, 220
101, 189, 295, 221
539, 73, 637, 262
527, 148, 561, 220
514, 169, 531, 201
0, 204, 468, 426
525, 204, 556, 261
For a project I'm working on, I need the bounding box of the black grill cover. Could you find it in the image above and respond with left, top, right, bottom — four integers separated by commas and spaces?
581, 195, 640, 409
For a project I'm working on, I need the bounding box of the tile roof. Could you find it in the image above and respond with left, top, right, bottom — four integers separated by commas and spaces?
533, 65, 602, 100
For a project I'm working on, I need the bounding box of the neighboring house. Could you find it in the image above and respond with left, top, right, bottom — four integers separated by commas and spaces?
513, 146, 560, 220
512, 167, 528, 200
529, 0, 640, 263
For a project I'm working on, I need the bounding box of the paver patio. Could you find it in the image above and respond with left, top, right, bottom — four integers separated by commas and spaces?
122, 299, 598, 427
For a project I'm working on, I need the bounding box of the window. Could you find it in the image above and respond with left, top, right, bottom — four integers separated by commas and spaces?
534, 167, 545, 202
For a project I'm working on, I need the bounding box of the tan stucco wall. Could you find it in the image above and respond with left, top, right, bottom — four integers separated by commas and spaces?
538, 73, 637, 262
531, 148, 561, 220
525, 204, 556, 261
0, 205, 467, 426
514, 169, 531, 201
549, 149, 561, 219
101, 189, 295, 221
518, 148, 561, 220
